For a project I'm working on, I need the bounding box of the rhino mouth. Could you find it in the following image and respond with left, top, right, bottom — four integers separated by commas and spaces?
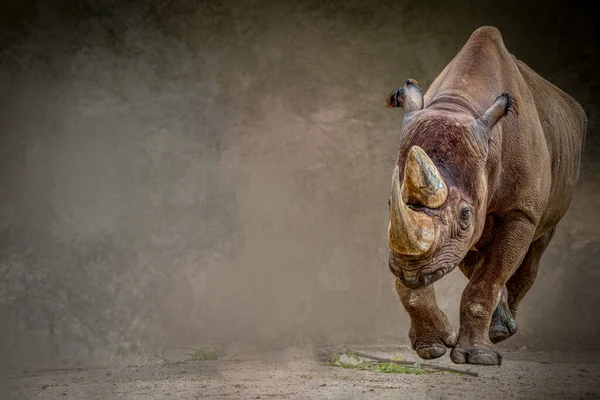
395, 265, 451, 290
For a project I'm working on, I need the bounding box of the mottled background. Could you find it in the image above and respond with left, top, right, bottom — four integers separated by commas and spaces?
0, 0, 598, 370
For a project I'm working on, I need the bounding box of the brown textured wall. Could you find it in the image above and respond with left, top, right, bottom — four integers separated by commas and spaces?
0, 0, 598, 369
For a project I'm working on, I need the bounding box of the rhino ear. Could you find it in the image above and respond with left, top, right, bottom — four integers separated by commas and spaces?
478, 92, 517, 132
387, 79, 424, 114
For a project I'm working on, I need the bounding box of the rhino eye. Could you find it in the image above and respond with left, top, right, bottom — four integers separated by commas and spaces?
459, 205, 470, 229
461, 207, 469, 220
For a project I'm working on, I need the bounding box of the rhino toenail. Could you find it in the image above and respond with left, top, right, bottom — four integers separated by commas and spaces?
507, 318, 517, 334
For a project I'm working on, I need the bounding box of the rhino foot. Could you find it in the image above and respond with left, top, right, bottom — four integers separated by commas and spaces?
489, 288, 517, 344
450, 343, 503, 365
409, 316, 457, 360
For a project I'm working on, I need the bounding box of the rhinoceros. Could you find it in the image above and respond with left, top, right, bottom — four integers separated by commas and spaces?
386, 26, 587, 365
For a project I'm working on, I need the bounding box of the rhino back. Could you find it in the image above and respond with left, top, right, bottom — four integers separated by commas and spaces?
514, 59, 587, 232
425, 26, 520, 114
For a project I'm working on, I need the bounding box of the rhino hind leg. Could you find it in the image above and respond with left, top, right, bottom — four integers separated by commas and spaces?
506, 227, 556, 317
489, 285, 517, 343
488, 227, 556, 343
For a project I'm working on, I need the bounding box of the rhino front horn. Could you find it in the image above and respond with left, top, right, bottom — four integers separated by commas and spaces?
388, 165, 437, 257
401, 146, 448, 209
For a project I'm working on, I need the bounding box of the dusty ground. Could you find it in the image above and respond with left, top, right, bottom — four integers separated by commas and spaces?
4, 345, 600, 399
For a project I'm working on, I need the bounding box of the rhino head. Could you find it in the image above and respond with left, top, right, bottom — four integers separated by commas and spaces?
386, 79, 515, 289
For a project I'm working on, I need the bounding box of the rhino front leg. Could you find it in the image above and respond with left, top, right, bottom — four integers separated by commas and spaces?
395, 278, 457, 360
460, 251, 516, 344
451, 217, 536, 365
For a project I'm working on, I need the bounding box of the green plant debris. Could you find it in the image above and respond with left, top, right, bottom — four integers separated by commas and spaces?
326, 350, 431, 375
185, 345, 224, 361
320, 345, 479, 377
376, 362, 428, 375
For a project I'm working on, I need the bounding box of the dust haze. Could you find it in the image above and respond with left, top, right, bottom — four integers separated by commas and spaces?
0, 0, 598, 371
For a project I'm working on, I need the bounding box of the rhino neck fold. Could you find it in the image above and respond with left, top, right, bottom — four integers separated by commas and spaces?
426, 90, 485, 119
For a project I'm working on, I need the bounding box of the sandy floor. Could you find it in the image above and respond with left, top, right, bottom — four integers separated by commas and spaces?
3, 345, 600, 399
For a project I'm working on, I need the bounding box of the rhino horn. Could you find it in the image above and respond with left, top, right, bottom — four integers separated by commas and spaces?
401, 146, 448, 209
388, 165, 437, 256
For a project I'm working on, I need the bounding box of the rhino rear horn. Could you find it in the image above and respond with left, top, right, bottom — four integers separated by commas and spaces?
401, 146, 448, 209
386, 79, 424, 113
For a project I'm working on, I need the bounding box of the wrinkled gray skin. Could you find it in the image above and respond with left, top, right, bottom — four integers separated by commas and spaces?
386, 26, 587, 365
